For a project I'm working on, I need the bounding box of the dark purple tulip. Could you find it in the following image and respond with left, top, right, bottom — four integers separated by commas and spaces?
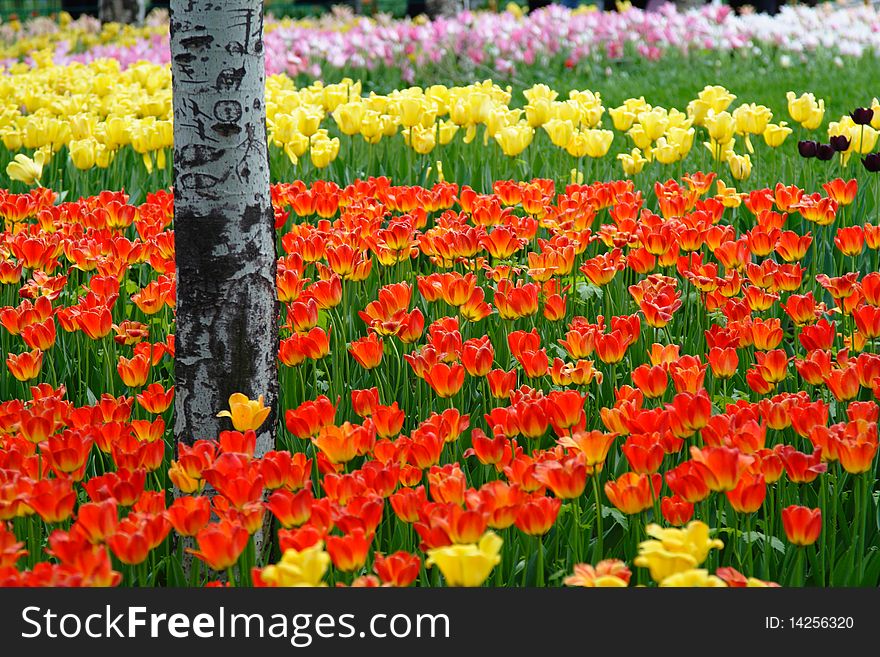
830, 135, 851, 152
798, 140, 818, 158
863, 152, 880, 173
816, 143, 835, 161
851, 107, 874, 126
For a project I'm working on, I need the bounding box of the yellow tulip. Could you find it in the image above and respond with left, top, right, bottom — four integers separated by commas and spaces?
637, 107, 669, 142
295, 106, 323, 137
579, 103, 605, 129
871, 98, 880, 130
467, 92, 493, 125
407, 124, 436, 155
578, 129, 613, 158
686, 98, 712, 127
728, 153, 752, 181
634, 521, 724, 583
763, 121, 792, 147
786, 91, 825, 129
551, 99, 580, 124
746, 577, 774, 587
259, 542, 330, 587
1, 127, 23, 151
495, 123, 534, 157
331, 102, 364, 136
6, 149, 48, 186
627, 124, 654, 150
705, 110, 736, 144
284, 132, 310, 163
659, 569, 727, 587
103, 116, 131, 149
397, 97, 437, 128
437, 120, 459, 145
69, 113, 98, 140
359, 110, 386, 144
543, 118, 575, 149
609, 105, 637, 132
363, 93, 390, 114
322, 81, 359, 112
505, 2, 525, 17
95, 142, 114, 169
617, 148, 647, 176
310, 135, 340, 169
69, 138, 97, 170
448, 99, 470, 126
524, 84, 558, 104
426, 532, 502, 587
634, 544, 698, 582
697, 85, 736, 113
666, 126, 695, 158
848, 124, 879, 154
653, 137, 680, 165
733, 103, 773, 135
525, 98, 553, 128
622, 96, 649, 113
216, 393, 271, 432
485, 106, 515, 141
425, 85, 450, 114
666, 108, 692, 131
716, 180, 742, 208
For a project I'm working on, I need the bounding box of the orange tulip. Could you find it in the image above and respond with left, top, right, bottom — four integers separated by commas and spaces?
726, 472, 766, 513
486, 368, 517, 399
660, 495, 694, 526
6, 350, 43, 382
534, 454, 587, 499
349, 333, 384, 370
622, 433, 665, 474
424, 362, 465, 398
136, 383, 174, 414
72, 500, 119, 544
604, 472, 661, 514
373, 551, 420, 587
188, 520, 250, 571
559, 430, 618, 469
689, 446, 753, 492
267, 488, 313, 528
514, 494, 561, 536
781, 505, 822, 546
822, 178, 857, 206
326, 529, 372, 572
166, 496, 212, 537
28, 478, 77, 524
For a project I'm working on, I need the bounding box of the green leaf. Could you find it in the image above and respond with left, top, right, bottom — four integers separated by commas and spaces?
576, 280, 603, 302
603, 506, 627, 530
832, 546, 856, 586
741, 531, 785, 553
861, 549, 880, 586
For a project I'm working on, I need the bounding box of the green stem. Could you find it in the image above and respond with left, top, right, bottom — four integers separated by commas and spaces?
592, 473, 604, 561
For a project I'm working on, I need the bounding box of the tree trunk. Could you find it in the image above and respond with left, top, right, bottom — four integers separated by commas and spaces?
425, 0, 461, 17
170, 0, 278, 461
99, 0, 145, 24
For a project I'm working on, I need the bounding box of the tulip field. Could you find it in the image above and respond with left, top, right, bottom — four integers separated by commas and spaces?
2, 4, 880, 589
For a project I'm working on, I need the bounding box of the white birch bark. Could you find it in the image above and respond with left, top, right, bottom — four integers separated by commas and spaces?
99, 0, 145, 24
170, 0, 278, 461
